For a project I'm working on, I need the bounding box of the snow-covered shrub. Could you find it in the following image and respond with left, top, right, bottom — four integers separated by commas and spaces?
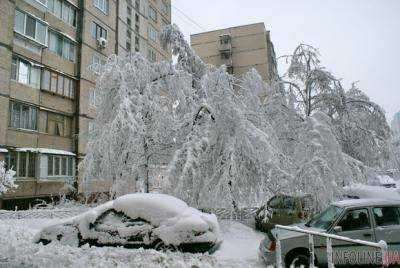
0, 160, 17, 194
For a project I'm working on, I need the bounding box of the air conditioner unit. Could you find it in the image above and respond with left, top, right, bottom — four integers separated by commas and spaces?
97, 37, 108, 49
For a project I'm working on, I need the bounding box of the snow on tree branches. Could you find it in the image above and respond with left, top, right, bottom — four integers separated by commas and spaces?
0, 161, 17, 194
83, 25, 386, 210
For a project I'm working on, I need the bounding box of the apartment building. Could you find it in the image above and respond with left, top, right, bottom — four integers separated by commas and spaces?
117, 0, 171, 61
190, 23, 278, 84
0, 0, 171, 209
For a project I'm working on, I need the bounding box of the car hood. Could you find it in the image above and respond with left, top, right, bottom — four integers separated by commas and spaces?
271, 223, 326, 240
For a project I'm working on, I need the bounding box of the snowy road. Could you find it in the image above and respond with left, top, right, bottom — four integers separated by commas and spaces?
0, 218, 266, 268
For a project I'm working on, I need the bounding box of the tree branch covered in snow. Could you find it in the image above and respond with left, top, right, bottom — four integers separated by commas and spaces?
0, 161, 17, 194
282, 44, 391, 167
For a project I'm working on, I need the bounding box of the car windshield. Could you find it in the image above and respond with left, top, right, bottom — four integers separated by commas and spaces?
306, 205, 344, 230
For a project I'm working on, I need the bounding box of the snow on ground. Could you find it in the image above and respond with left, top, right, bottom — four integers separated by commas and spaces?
0, 212, 266, 268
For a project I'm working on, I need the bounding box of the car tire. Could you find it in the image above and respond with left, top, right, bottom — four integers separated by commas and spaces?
154, 241, 178, 252
285, 249, 311, 268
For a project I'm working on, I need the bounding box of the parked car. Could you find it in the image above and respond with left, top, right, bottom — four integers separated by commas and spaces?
34, 193, 221, 254
259, 199, 400, 267
255, 194, 313, 233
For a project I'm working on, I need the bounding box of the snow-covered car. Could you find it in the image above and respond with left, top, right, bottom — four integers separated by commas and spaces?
259, 199, 400, 267
34, 193, 221, 253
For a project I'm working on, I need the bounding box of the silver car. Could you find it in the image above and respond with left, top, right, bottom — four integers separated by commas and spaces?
259, 199, 400, 267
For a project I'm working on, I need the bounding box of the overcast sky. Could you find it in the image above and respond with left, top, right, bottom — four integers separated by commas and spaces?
172, 0, 400, 122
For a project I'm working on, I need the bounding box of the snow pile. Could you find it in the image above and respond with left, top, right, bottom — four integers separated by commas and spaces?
343, 183, 400, 200
35, 193, 220, 247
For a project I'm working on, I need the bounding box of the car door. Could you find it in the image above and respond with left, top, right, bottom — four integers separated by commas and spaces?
316, 208, 376, 265
91, 209, 154, 246
372, 206, 400, 252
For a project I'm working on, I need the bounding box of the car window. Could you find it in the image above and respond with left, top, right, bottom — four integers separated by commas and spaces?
94, 210, 149, 233
306, 205, 343, 230
373, 207, 400, 227
268, 196, 295, 209
338, 208, 371, 232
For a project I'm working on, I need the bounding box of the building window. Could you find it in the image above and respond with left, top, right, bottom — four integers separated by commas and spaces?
127, 30, 131, 39
14, 10, 47, 46
135, 36, 139, 52
47, 155, 74, 177
126, 41, 131, 51
89, 88, 97, 107
11, 56, 41, 88
127, 18, 131, 27
41, 69, 75, 99
48, 0, 77, 27
127, 6, 132, 16
135, 0, 139, 10
46, 112, 71, 137
148, 48, 156, 62
6, 151, 36, 178
91, 54, 106, 67
48, 31, 76, 62
161, 1, 169, 15
91, 22, 108, 40
9, 102, 37, 131
93, 0, 109, 14
88, 121, 95, 135
148, 25, 158, 43
149, 6, 157, 22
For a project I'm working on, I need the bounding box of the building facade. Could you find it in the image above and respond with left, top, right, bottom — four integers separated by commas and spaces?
0, 0, 171, 209
190, 23, 278, 84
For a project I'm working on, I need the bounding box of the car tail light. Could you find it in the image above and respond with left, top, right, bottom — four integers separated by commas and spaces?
268, 240, 276, 252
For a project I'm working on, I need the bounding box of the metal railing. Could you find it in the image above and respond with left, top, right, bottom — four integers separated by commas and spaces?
275, 224, 388, 268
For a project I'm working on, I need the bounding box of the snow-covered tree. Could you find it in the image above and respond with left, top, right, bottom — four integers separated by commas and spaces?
0, 161, 17, 194
282, 44, 390, 167
82, 54, 195, 197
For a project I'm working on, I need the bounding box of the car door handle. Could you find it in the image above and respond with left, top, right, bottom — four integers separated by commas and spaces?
363, 233, 371, 237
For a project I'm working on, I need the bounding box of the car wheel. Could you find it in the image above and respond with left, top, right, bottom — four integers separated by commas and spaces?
154, 241, 178, 252
285, 250, 311, 268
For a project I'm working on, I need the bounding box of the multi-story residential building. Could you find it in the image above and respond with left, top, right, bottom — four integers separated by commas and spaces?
117, 0, 171, 61
0, 0, 171, 209
190, 23, 278, 84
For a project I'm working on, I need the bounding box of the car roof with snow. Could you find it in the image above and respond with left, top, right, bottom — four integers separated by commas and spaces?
333, 198, 400, 208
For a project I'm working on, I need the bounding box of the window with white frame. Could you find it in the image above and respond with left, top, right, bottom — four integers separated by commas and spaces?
149, 5, 157, 22
47, 0, 77, 27
47, 155, 74, 177
35, 0, 47, 6
48, 30, 76, 62
148, 25, 158, 42
11, 56, 41, 88
89, 88, 97, 107
14, 10, 47, 46
9, 101, 38, 131
6, 151, 36, 178
93, 0, 109, 14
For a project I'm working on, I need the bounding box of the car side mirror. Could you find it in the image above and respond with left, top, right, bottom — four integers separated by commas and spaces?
333, 226, 342, 233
